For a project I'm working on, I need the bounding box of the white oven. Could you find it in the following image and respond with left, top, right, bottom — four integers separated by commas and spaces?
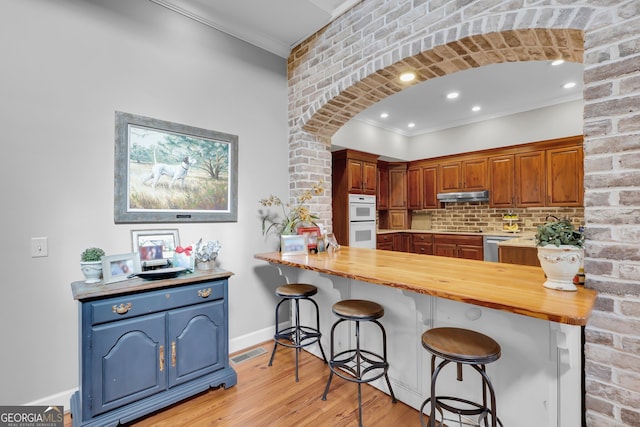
348, 194, 376, 248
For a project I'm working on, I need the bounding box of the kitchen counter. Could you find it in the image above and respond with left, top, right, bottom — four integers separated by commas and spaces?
498, 235, 537, 248
255, 247, 594, 325
255, 247, 595, 426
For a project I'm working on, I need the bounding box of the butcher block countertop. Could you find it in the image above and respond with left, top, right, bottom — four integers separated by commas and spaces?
255, 247, 596, 326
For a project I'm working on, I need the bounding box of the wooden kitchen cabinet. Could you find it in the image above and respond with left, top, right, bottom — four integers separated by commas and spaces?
388, 163, 407, 209
546, 145, 583, 206
421, 165, 439, 209
393, 233, 412, 252
515, 150, 546, 207
489, 155, 516, 208
433, 234, 484, 260
377, 161, 389, 210
388, 209, 409, 229
70, 273, 236, 427
407, 167, 421, 210
412, 233, 434, 255
499, 245, 541, 267
377, 233, 394, 251
407, 163, 439, 210
333, 149, 379, 195
438, 158, 487, 193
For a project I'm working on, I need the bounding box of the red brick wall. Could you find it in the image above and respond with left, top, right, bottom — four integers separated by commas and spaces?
287, 1, 640, 425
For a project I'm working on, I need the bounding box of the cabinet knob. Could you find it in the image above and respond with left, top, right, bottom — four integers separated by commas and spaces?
112, 302, 132, 314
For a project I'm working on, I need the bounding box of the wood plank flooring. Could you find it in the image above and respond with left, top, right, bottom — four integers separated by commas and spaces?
64, 342, 422, 426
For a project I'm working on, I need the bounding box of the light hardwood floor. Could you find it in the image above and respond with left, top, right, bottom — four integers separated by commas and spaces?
65, 342, 422, 426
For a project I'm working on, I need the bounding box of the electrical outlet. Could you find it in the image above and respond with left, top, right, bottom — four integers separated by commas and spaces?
31, 237, 48, 257
525, 219, 533, 227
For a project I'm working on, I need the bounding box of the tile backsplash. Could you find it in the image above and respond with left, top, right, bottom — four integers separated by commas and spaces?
410, 204, 584, 234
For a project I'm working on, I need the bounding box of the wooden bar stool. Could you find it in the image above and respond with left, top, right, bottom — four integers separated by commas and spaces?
268, 284, 327, 381
321, 299, 397, 427
420, 327, 503, 427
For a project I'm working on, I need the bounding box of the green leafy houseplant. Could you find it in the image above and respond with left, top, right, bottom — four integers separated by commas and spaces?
81, 247, 105, 262
535, 217, 584, 248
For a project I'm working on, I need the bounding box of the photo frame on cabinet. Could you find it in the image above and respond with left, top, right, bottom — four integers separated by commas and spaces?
325, 233, 340, 251
131, 229, 180, 269
114, 111, 238, 223
102, 253, 141, 284
297, 226, 321, 253
280, 234, 308, 256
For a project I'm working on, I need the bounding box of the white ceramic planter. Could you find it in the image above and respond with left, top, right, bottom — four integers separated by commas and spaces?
537, 245, 584, 291
80, 261, 103, 284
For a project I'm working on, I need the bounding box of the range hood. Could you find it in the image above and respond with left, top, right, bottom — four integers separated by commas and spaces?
437, 190, 489, 203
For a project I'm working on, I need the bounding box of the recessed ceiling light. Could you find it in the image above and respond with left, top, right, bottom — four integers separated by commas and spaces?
472, 105, 481, 112
408, 122, 415, 128
563, 82, 577, 89
446, 91, 459, 99
551, 59, 565, 66
399, 71, 416, 82
380, 112, 389, 118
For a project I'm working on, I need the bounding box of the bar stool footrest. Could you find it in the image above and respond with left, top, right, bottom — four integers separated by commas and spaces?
329, 348, 389, 384
420, 396, 503, 427
274, 325, 322, 349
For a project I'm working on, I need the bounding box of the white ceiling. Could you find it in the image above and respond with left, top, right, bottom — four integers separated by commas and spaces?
150, 0, 583, 137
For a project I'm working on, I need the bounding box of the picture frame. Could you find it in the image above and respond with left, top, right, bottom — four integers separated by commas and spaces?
102, 253, 141, 284
325, 233, 340, 251
114, 111, 238, 223
280, 234, 308, 256
297, 226, 321, 253
131, 229, 180, 269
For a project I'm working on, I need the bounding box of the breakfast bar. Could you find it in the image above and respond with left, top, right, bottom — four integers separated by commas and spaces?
255, 247, 597, 427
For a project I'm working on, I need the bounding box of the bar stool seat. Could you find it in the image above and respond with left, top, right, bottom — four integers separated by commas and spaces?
322, 299, 396, 427
420, 327, 503, 427
268, 283, 327, 381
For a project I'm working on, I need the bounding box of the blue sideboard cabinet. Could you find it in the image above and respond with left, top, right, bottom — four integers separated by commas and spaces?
70, 270, 237, 426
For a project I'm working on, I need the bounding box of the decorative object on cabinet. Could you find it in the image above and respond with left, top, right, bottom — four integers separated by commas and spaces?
194, 239, 222, 270
114, 111, 238, 224
259, 181, 324, 237
535, 217, 584, 291
281, 234, 308, 255
325, 233, 340, 252
297, 226, 321, 253
80, 247, 105, 284
69, 271, 237, 426
131, 229, 180, 270
102, 252, 141, 284
172, 245, 195, 271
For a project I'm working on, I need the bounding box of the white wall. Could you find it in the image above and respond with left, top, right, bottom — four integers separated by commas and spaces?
0, 0, 288, 406
332, 99, 583, 160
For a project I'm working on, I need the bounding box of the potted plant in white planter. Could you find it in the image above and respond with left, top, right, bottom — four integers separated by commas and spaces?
535, 217, 584, 291
80, 247, 105, 284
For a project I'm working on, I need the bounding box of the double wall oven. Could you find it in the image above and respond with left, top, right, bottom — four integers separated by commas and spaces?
348, 194, 376, 248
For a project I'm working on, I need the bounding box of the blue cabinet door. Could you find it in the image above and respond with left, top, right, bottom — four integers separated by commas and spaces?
89, 312, 166, 417
167, 300, 226, 387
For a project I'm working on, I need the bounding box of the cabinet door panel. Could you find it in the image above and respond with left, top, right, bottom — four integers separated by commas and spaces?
377, 165, 389, 209
458, 245, 484, 260
422, 166, 438, 209
434, 243, 457, 258
362, 161, 377, 194
90, 313, 166, 417
168, 301, 225, 387
407, 168, 421, 209
439, 162, 462, 192
546, 146, 583, 206
489, 155, 515, 208
348, 159, 364, 192
463, 158, 488, 191
389, 169, 407, 208
516, 151, 545, 207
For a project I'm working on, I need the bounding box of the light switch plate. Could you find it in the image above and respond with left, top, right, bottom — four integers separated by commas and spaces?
31, 237, 48, 257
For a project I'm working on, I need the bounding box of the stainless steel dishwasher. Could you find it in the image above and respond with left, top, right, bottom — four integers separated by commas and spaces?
483, 235, 516, 262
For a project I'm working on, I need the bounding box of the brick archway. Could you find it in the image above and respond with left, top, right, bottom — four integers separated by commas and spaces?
301, 28, 583, 138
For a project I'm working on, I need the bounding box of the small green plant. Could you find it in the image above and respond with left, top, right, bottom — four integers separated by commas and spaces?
535, 217, 584, 248
81, 247, 105, 262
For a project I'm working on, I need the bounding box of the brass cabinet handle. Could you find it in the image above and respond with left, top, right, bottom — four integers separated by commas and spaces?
159, 345, 165, 372
198, 288, 212, 298
171, 341, 177, 367
112, 303, 132, 314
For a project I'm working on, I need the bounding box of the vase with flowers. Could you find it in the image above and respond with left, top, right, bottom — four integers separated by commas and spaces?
259, 181, 324, 241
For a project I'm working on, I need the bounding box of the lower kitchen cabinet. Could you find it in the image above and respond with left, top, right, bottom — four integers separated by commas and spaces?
70, 272, 237, 427
499, 245, 541, 267
377, 233, 394, 250
412, 233, 433, 255
433, 234, 484, 260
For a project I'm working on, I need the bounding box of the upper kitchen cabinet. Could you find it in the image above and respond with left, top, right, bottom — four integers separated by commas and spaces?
377, 161, 389, 210
546, 145, 584, 206
438, 158, 488, 193
407, 162, 439, 209
488, 155, 515, 208
388, 163, 408, 209
333, 149, 379, 195
515, 150, 546, 207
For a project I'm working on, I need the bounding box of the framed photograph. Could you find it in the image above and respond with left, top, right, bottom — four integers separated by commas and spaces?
131, 229, 180, 268
114, 111, 238, 223
102, 253, 141, 284
280, 234, 308, 256
297, 226, 321, 253
325, 233, 340, 251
